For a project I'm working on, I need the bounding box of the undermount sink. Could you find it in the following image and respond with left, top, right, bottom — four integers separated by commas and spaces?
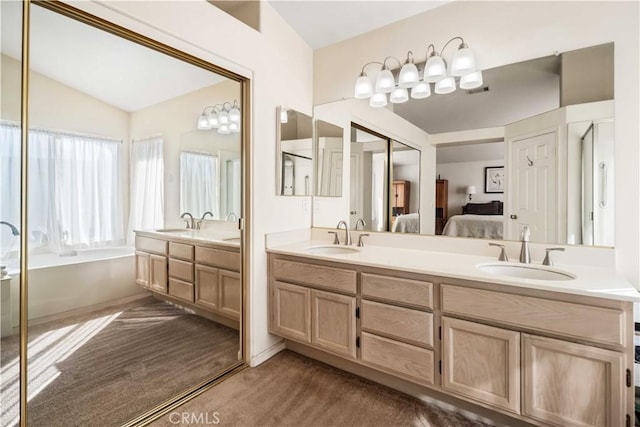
305, 245, 360, 255
477, 263, 575, 281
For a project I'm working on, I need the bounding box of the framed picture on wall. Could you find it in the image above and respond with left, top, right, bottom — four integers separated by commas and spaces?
484, 166, 504, 193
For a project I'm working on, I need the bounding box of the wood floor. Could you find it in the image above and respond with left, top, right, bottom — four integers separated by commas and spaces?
0, 297, 239, 427
152, 350, 494, 427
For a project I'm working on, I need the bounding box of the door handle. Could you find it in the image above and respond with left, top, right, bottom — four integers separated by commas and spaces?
510, 214, 518, 220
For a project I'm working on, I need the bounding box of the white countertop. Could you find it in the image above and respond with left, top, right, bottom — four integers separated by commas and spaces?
267, 240, 640, 303
136, 229, 240, 248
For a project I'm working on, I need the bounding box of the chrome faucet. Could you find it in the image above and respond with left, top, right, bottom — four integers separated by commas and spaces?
0, 221, 20, 236
355, 218, 366, 230
225, 212, 238, 222
180, 212, 195, 229
336, 220, 352, 246
519, 225, 531, 264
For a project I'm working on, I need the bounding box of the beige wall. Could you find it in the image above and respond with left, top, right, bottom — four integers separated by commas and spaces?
561, 43, 614, 106
129, 79, 241, 225
314, 1, 640, 287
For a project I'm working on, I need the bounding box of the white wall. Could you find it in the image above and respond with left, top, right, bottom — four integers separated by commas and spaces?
68, 0, 315, 364
314, 1, 640, 287
436, 160, 504, 217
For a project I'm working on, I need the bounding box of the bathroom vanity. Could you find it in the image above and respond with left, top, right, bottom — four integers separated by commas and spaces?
267, 237, 637, 427
135, 230, 241, 328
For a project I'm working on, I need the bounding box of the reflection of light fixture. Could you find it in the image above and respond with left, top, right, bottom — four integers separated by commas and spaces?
466, 185, 477, 201
196, 100, 240, 135
280, 109, 288, 124
354, 37, 481, 107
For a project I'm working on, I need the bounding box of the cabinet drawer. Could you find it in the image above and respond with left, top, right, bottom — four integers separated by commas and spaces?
273, 258, 356, 295
169, 259, 193, 282
361, 332, 434, 385
195, 246, 240, 271
441, 285, 626, 347
362, 300, 433, 347
168, 278, 194, 303
362, 273, 432, 309
169, 242, 194, 261
135, 236, 167, 255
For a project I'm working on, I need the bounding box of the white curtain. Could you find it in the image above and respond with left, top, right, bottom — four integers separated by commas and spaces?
128, 136, 164, 244
180, 151, 218, 219
0, 124, 21, 257
1, 123, 124, 253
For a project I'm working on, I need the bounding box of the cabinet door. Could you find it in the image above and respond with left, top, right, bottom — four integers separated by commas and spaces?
270, 281, 311, 343
311, 289, 356, 359
135, 251, 150, 288
442, 317, 520, 414
149, 254, 167, 294
219, 269, 241, 320
195, 264, 219, 311
522, 334, 624, 427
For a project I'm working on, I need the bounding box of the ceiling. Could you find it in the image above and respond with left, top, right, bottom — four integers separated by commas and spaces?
1, 2, 226, 112
268, 1, 451, 49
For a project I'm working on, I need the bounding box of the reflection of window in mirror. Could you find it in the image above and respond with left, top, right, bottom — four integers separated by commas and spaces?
225, 159, 241, 220
180, 151, 219, 218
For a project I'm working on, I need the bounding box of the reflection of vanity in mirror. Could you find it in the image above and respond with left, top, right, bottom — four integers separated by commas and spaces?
313, 42, 615, 247
276, 107, 313, 196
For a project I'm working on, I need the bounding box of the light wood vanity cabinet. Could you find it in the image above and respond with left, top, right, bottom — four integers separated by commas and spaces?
267, 252, 634, 427
134, 232, 241, 324
441, 317, 520, 414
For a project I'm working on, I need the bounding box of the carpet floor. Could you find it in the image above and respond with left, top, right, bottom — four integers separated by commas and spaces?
152, 350, 493, 427
0, 297, 239, 427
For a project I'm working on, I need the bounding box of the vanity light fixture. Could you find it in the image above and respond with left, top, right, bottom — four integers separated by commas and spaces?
196, 100, 241, 134
354, 36, 483, 107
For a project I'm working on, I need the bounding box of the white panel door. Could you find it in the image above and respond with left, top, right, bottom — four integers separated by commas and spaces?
509, 131, 557, 243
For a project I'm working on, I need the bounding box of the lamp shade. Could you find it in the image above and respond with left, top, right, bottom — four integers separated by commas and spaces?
410, 81, 431, 99
208, 112, 219, 128
398, 62, 419, 88
218, 110, 229, 125
375, 68, 395, 93
229, 106, 241, 123
354, 75, 373, 99
424, 54, 447, 83
466, 185, 477, 195
229, 122, 240, 133
435, 76, 456, 94
460, 70, 483, 90
369, 92, 387, 108
280, 109, 288, 123
197, 113, 210, 130
451, 46, 476, 77
389, 87, 409, 104
218, 123, 230, 135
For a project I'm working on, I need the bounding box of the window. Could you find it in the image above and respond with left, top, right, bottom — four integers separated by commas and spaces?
1, 123, 124, 253
180, 151, 219, 219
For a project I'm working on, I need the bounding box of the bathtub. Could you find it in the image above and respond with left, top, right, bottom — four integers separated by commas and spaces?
3, 246, 147, 327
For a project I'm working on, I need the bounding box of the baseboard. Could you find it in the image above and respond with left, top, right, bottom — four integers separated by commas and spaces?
26, 292, 152, 328
153, 294, 240, 331
285, 340, 532, 427
250, 339, 285, 367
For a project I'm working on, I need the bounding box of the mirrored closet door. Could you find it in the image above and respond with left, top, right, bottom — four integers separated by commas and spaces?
2, 2, 248, 425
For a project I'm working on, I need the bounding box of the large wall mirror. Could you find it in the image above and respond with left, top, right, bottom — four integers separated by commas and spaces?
313, 42, 614, 247
1, 2, 246, 425
276, 107, 313, 196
